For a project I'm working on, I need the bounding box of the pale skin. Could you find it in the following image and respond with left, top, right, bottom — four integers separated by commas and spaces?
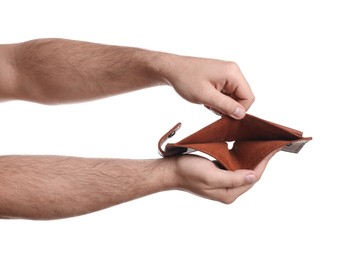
0, 39, 274, 220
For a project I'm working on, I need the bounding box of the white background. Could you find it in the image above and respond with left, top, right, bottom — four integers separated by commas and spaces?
1, 0, 358, 259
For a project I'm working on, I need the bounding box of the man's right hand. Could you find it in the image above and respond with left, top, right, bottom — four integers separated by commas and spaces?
157, 54, 255, 120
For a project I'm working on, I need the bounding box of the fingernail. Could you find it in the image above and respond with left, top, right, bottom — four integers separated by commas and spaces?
232, 107, 245, 119
245, 174, 256, 184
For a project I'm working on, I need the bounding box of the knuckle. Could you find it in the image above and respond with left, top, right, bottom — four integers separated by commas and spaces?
216, 189, 239, 205
221, 196, 236, 205
225, 61, 240, 74
249, 93, 255, 103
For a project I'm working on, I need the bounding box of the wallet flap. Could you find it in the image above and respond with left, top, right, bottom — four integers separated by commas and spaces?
177, 114, 303, 145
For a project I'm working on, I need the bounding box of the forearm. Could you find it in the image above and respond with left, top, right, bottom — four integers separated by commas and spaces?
7, 38, 170, 104
0, 155, 176, 220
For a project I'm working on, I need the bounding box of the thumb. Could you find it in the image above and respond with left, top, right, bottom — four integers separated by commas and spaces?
205, 90, 246, 119
214, 170, 258, 188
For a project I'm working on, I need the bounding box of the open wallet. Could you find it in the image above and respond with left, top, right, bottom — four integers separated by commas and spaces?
158, 114, 312, 171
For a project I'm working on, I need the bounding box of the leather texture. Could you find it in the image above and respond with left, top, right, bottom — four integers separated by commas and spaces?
158, 114, 311, 171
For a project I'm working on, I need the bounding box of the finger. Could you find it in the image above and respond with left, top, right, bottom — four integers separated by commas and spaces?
203, 89, 246, 119
214, 149, 280, 204
214, 186, 253, 204
204, 105, 222, 116
227, 66, 255, 110
207, 177, 257, 204
209, 169, 257, 188
212, 149, 279, 190
232, 81, 255, 111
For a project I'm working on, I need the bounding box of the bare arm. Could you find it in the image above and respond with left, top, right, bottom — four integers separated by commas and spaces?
0, 39, 262, 220
2, 39, 165, 103
1, 38, 254, 118
0, 154, 274, 220
0, 156, 172, 219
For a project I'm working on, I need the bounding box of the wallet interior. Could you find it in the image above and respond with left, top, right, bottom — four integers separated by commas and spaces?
158, 114, 311, 171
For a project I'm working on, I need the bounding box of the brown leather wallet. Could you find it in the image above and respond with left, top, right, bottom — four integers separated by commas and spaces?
158, 114, 311, 171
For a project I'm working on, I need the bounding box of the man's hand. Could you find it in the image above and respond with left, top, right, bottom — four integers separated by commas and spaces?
156, 54, 255, 119
170, 150, 277, 204
0, 39, 254, 119
0, 152, 276, 220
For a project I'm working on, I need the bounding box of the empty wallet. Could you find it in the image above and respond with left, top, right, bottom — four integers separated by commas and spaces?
158, 114, 311, 171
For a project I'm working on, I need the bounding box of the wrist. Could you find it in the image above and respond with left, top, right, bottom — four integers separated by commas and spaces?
147, 50, 179, 87
154, 157, 180, 191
